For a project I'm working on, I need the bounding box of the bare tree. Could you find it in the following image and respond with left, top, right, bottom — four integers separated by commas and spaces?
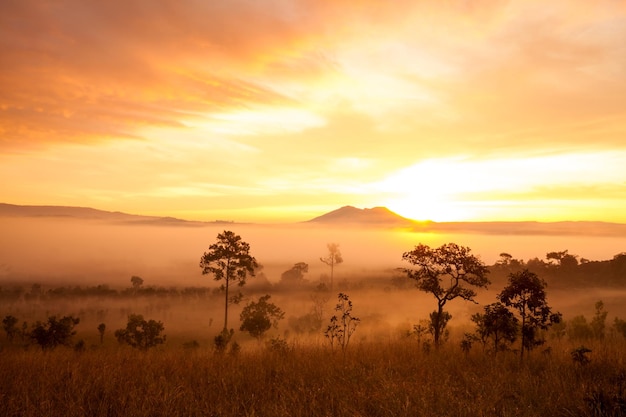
320, 243, 343, 291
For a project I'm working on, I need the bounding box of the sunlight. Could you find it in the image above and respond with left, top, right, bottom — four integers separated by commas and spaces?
374, 151, 626, 222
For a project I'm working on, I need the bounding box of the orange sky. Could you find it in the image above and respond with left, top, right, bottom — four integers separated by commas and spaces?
1, 0, 625, 223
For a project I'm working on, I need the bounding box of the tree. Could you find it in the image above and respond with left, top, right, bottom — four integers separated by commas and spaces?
546, 249, 578, 269
30, 315, 80, 350
471, 302, 518, 353
428, 310, 451, 343
498, 269, 561, 360
97, 323, 106, 344
289, 284, 328, 334
199, 231, 258, 331
324, 293, 360, 351
114, 314, 166, 350
320, 243, 343, 291
568, 315, 593, 340
280, 262, 309, 286
494, 252, 524, 272
2, 315, 19, 342
239, 294, 285, 340
130, 276, 144, 290
402, 243, 490, 346
590, 300, 608, 339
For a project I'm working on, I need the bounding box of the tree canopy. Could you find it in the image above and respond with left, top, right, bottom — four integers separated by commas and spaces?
200, 230, 258, 331
403, 242, 490, 345
498, 269, 561, 359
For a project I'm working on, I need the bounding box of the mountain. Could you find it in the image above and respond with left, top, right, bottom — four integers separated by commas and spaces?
0, 203, 223, 226
306, 205, 417, 226
307, 206, 626, 236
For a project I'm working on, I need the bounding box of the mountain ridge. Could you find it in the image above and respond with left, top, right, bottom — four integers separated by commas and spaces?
2, 203, 625, 236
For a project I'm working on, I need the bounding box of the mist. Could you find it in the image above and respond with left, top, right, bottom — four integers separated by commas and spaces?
1, 216, 625, 288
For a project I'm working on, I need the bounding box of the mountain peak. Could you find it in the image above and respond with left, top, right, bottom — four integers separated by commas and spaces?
307, 205, 415, 226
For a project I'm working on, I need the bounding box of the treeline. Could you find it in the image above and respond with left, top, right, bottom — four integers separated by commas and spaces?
489, 250, 626, 287
1, 250, 625, 303
0, 282, 218, 303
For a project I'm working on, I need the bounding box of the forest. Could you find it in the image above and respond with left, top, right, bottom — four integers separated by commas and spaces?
1, 232, 626, 417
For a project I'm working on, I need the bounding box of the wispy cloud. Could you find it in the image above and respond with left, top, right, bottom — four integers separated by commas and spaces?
1, 0, 625, 222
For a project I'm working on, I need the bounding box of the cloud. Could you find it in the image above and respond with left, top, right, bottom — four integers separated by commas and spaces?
0, 0, 311, 149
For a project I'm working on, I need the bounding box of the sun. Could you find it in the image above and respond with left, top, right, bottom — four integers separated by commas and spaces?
384, 196, 461, 222
373, 158, 483, 222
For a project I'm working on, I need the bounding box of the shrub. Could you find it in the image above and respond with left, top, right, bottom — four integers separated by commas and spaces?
114, 314, 166, 351
30, 315, 80, 350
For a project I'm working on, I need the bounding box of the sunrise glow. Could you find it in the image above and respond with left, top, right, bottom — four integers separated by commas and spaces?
1, 1, 625, 223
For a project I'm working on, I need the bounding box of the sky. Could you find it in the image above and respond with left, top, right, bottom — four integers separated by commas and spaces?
1, 0, 625, 223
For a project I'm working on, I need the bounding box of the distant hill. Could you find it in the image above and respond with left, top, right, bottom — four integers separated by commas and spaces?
307, 206, 626, 237
0, 203, 230, 227
306, 205, 417, 226
3, 203, 625, 236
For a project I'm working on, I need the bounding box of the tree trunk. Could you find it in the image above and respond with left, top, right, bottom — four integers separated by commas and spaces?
224, 276, 229, 330
520, 307, 526, 361
434, 303, 443, 346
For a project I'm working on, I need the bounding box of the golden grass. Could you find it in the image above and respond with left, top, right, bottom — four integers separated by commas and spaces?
1, 337, 625, 417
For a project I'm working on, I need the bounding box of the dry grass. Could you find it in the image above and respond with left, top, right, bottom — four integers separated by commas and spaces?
1, 337, 625, 417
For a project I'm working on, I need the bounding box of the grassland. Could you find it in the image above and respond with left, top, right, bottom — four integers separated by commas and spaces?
2, 326, 626, 416
2, 273, 626, 417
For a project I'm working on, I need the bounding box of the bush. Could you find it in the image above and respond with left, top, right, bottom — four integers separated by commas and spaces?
30, 315, 80, 350
115, 314, 166, 351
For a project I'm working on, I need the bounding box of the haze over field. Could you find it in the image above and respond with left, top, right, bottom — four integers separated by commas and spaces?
1, 204, 624, 288
1, 1, 625, 224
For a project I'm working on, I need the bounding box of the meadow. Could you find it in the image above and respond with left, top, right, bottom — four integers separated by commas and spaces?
2, 275, 626, 417
1, 325, 625, 417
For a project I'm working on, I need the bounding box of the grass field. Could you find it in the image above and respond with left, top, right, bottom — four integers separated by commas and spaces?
2, 278, 626, 417
1, 331, 625, 416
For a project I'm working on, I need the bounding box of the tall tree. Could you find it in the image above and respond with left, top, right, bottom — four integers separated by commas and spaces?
498, 269, 561, 360
403, 243, 490, 346
320, 243, 343, 291
200, 231, 258, 331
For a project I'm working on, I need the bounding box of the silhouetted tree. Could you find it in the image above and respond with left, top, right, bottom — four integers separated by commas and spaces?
2, 315, 18, 342
590, 300, 608, 339
403, 243, 490, 346
130, 276, 144, 290
546, 249, 578, 270
324, 293, 360, 352
97, 323, 106, 344
471, 302, 518, 353
30, 315, 80, 350
613, 317, 626, 338
280, 262, 309, 286
239, 294, 285, 340
115, 314, 165, 351
320, 243, 343, 291
494, 252, 524, 272
428, 310, 451, 343
498, 269, 561, 360
199, 231, 258, 331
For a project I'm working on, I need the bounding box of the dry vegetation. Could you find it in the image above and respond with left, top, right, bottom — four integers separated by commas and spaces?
1, 334, 626, 417
2, 280, 626, 417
